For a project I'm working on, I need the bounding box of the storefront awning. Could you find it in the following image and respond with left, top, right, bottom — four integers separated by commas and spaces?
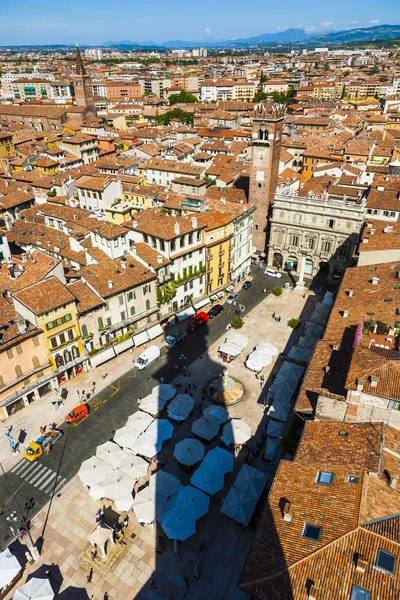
286, 261, 294, 270
147, 324, 163, 340
133, 331, 149, 347
90, 348, 117, 367
194, 298, 211, 310
176, 307, 195, 322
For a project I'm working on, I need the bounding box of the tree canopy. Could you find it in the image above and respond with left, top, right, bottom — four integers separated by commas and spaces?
153, 107, 193, 126
169, 91, 199, 105
253, 89, 295, 106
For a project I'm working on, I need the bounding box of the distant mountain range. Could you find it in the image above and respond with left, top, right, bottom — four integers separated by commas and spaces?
101, 24, 400, 49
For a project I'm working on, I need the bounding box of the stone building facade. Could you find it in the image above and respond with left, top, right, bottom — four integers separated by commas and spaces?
267, 187, 366, 279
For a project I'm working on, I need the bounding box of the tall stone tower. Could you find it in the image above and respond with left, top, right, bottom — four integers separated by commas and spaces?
249, 98, 285, 251
73, 43, 94, 107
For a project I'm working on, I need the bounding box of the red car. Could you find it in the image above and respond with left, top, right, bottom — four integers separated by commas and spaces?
187, 311, 209, 333
65, 403, 89, 423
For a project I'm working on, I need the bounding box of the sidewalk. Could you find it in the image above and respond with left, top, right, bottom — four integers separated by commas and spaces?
4, 288, 316, 600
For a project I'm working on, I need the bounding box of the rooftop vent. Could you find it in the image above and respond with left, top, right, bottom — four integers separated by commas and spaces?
356, 557, 368, 574
370, 375, 379, 388
108, 280, 113, 289
348, 289, 354, 297
390, 474, 398, 489
174, 222, 180, 235
371, 276, 379, 285
356, 378, 365, 392
343, 309, 349, 318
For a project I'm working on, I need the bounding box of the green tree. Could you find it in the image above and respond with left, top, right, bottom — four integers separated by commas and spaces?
253, 91, 269, 103
153, 108, 193, 126
231, 317, 244, 329
169, 91, 198, 105
272, 287, 283, 297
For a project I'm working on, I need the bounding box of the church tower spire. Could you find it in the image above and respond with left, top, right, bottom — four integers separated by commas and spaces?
73, 43, 94, 107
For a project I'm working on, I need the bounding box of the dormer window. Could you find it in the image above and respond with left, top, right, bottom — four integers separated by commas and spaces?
350, 584, 371, 600
375, 549, 396, 575
302, 523, 322, 542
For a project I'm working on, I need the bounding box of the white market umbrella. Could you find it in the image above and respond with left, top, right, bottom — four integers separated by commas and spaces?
218, 342, 242, 357
0, 548, 21, 588
126, 411, 154, 432
132, 485, 167, 524
191, 464, 225, 495
203, 447, 233, 474
245, 351, 272, 372
173, 438, 205, 466
114, 495, 134, 512
255, 342, 278, 356
149, 470, 180, 498
167, 394, 194, 421
100, 470, 135, 501
221, 487, 257, 526
78, 456, 114, 487
131, 419, 173, 458
13, 578, 54, 600
114, 425, 140, 450
96, 441, 127, 468
139, 393, 167, 416
226, 331, 249, 348
264, 437, 280, 461
191, 417, 220, 441
221, 419, 251, 445
203, 405, 228, 425
161, 507, 196, 541
152, 384, 176, 402
267, 419, 286, 438
88, 484, 107, 501
166, 485, 210, 520
234, 464, 267, 499
118, 452, 149, 479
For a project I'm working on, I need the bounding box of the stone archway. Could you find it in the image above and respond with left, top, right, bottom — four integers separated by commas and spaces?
272, 252, 283, 268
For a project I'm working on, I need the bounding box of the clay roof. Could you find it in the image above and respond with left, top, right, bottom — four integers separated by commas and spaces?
68, 280, 103, 313
12, 276, 76, 315
125, 209, 205, 240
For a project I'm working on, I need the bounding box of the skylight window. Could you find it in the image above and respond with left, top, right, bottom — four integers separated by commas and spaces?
376, 549, 396, 574
302, 523, 322, 542
350, 585, 371, 600
316, 471, 334, 485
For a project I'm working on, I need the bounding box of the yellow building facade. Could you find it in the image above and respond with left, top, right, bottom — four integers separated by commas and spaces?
0, 133, 16, 157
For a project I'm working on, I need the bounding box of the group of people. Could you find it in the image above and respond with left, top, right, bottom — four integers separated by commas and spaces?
271, 313, 281, 322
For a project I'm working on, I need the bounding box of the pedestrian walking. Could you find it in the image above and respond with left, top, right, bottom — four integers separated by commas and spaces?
160, 376, 165, 383
77, 390, 81, 400
176, 379, 181, 388
87, 567, 93, 583
123, 517, 129, 528
272, 312, 275, 319
158, 535, 165, 547
193, 381, 197, 389
175, 364, 179, 373
187, 369, 190, 377
187, 380, 191, 390
150, 579, 156, 589
278, 316, 281, 323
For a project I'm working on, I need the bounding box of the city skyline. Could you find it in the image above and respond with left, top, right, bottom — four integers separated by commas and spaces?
0, 0, 397, 45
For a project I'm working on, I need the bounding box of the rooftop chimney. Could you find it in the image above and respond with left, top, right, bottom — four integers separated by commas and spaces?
108, 280, 113, 289
191, 216, 197, 228
309, 586, 320, 600
356, 378, 365, 392
356, 558, 368, 574
17, 316, 27, 335
371, 276, 379, 285
283, 501, 293, 523
348, 289, 354, 297
370, 375, 379, 388
343, 309, 349, 318
174, 222, 180, 235
157, 255, 163, 264
390, 474, 398, 489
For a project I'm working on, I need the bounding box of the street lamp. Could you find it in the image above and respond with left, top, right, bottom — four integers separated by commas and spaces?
0, 462, 39, 560
6, 511, 17, 537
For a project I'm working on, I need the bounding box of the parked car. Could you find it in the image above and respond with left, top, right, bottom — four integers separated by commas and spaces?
165, 330, 187, 348
24, 430, 63, 462
208, 304, 224, 319
65, 403, 89, 424
187, 311, 209, 332
264, 268, 282, 278
226, 292, 239, 304
242, 281, 252, 290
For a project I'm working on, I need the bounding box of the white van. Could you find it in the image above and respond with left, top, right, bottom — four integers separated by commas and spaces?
135, 345, 161, 370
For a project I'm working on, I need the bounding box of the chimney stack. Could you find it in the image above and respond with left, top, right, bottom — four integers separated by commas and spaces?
283, 501, 293, 522
108, 280, 113, 289
390, 474, 398, 489
191, 216, 197, 228
174, 222, 180, 235
370, 375, 379, 388
343, 309, 349, 318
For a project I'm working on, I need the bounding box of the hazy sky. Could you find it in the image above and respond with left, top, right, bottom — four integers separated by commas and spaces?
0, 0, 397, 45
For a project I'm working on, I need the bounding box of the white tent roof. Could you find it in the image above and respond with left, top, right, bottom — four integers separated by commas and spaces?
148, 470, 180, 498
267, 400, 291, 422
191, 417, 220, 441
95, 441, 128, 468
13, 578, 54, 600
0, 548, 21, 588
139, 393, 167, 416
245, 351, 272, 372
271, 363, 304, 397
221, 487, 257, 526
264, 437, 280, 461
131, 419, 173, 458
221, 419, 251, 445
113, 425, 141, 450
114, 494, 134, 512
132, 486, 167, 524
267, 419, 286, 438
147, 323, 163, 340
233, 464, 267, 499
78, 456, 114, 487
218, 342, 243, 357
203, 405, 229, 424
99, 470, 135, 502
152, 384, 176, 401
226, 331, 249, 348
176, 306, 195, 322
118, 452, 149, 479
167, 394, 194, 421
126, 411, 154, 430
165, 485, 210, 520
255, 342, 278, 356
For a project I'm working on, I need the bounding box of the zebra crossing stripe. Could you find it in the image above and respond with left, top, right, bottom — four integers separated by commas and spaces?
38, 471, 57, 491
52, 478, 67, 495
15, 462, 37, 477
34, 469, 53, 489
11, 462, 25, 474
27, 465, 47, 485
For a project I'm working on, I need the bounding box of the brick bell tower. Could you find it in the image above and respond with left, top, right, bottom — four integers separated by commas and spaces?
249, 98, 285, 251
73, 43, 94, 107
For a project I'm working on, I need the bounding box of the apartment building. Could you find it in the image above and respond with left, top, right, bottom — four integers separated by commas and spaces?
75, 175, 123, 213
60, 133, 99, 164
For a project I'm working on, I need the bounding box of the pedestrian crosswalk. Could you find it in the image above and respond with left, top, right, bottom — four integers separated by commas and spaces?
10, 461, 67, 496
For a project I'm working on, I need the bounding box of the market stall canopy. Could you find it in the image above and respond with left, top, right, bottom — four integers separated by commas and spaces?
203, 447, 233, 475
287, 346, 312, 364
245, 351, 272, 372
221, 419, 251, 445
0, 548, 21, 589
114, 495, 134, 512
139, 393, 167, 416
113, 425, 141, 450
267, 419, 286, 438
267, 399, 291, 423
264, 436, 280, 461
148, 470, 180, 498
233, 464, 267, 499
161, 506, 196, 541
203, 405, 229, 425
132, 485, 167, 524
226, 331, 249, 348
13, 578, 54, 600
118, 452, 149, 479
95, 441, 128, 469
191, 464, 225, 495
269, 362, 304, 400
255, 342, 278, 356
78, 456, 114, 487
126, 411, 154, 431
152, 384, 176, 402
165, 485, 210, 520
167, 394, 194, 421
131, 419, 173, 458
218, 342, 243, 357
176, 306, 195, 322
99, 470, 136, 501
191, 417, 220, 441
173, 438, 205, 466
220, 487, 257, 526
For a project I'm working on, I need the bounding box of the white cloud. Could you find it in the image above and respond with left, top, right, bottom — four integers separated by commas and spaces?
204, 28, 212, 35
370, 19, 380, 24
350, 21, 360, 24
321, 21, 334, 28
